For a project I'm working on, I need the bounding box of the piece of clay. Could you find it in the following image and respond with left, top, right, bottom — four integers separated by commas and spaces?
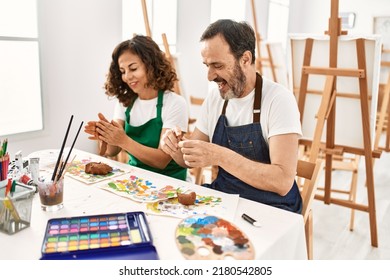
85, 162, 113, 175
177, 191, 196, 205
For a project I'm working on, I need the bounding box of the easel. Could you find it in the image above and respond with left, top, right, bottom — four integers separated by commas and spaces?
315, 48, 390, 232
140, 0, 181, 95
141, 0, 152, 37
297, 0, 381, 247
375, 48, 390, 152
250, 0, 277, 82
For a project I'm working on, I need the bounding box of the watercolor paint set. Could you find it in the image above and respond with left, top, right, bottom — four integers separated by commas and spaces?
40, 211, 158, 260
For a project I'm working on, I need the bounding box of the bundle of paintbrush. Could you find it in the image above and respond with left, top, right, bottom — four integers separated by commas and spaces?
50, 115, 83, 183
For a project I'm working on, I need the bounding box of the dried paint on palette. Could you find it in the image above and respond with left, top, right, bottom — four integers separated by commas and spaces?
175, 215, 255, 260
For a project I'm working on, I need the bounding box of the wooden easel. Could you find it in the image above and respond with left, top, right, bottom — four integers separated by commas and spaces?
315, 48, 390, 232
297, 0, 381, 247
161, 33, 182, 95
140, 0, 181, 94
250, 0, 277, 82
141, 0, 152, 37
375, 48, 390, 152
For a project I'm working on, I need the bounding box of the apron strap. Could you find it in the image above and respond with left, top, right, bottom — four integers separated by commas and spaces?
156, 90, 164, 118
222, 99, 228, 115
221, 73, 263, 123
253, 73, 263, 123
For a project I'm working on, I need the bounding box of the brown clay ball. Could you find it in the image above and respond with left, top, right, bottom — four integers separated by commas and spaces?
85, 162, 113, 175
177, 191, 196, 205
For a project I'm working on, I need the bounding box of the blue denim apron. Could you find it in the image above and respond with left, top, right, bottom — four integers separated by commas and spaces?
204, 73, 302, 213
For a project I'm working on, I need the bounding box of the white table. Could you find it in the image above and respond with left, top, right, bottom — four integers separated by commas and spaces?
0, 149, 307, 260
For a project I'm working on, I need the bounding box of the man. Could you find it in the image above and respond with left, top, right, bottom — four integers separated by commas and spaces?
161, 19, 302, 213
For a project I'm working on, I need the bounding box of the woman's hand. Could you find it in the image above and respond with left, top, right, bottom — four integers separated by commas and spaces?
96, 119, 127, 149
84, 121, 99, 140
84, 113, 111, 155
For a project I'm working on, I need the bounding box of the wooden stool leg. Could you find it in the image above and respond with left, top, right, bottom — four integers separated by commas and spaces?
386, 108, 390, 151
190, 167, 204, 185
349, 168, 359, 231
211, 165, 218, 181
305, 210, 314, 260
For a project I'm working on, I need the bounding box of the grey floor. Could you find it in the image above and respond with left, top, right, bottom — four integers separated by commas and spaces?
311, 135, 390, 260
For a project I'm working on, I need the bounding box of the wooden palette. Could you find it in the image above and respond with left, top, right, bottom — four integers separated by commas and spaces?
175, 214, 255, 260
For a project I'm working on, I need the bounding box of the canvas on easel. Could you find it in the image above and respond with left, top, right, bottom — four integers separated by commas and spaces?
260, 41, 289, 88
289, 34, 382, 149
374, 16, 390, 152
375, 52, 390, 151
250, 0, 288, 87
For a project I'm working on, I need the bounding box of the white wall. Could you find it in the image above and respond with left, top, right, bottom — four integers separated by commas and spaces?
6, 0, 122, 157
289, 0, 390, 34
176, 0, 210, 120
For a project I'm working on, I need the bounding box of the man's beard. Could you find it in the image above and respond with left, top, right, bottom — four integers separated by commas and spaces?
219, 63, 246, 100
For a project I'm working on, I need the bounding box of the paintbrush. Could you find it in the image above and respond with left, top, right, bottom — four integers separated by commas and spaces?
52, 115, 74, 181
57, 121, 84, 180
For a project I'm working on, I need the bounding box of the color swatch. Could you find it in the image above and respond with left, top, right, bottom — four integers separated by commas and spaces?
100, 175, 187, 202
41, 212, 154, 259
61, 158, 128, 184
146, 194, 222, 218
176, 215, 255, 260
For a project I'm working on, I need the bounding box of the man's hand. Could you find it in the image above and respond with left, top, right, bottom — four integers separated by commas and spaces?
179, 140, 218, 168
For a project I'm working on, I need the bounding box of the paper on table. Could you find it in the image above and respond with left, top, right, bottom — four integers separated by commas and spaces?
144, 191, 240, 221
63, 157, 129, 184
97, 173, 188, 203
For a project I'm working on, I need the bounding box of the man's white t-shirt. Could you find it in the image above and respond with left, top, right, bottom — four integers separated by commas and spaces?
196, 77, 302, 143
113, 91, 188, 132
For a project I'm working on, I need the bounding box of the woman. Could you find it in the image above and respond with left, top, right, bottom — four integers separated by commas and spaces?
85, 35, 188, 180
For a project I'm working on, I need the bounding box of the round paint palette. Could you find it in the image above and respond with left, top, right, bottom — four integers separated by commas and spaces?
175, 214, 255, 260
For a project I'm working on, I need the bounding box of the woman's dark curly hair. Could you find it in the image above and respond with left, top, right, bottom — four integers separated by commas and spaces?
104, 35, 178, 107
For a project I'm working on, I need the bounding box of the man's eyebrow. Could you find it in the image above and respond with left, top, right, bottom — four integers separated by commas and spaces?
203, 61, 221, 66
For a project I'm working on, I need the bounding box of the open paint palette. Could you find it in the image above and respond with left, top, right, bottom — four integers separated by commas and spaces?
40, 211, 158, 260
175, 214, 255, 260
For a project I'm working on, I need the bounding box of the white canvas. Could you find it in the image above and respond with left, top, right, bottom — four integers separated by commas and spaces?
288, 34, 382, 150
259, 41, 289, 88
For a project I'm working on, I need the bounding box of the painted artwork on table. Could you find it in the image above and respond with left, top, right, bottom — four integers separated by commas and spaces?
65, 158, 128, 184
99, 174, 188, 203
175, 215, 255, 260
145, 192, 239, 221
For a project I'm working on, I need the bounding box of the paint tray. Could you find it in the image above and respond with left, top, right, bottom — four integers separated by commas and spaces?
40, 211, 159, 260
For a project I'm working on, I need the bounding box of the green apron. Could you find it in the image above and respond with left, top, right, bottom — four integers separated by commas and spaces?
124, 90, 187, 180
